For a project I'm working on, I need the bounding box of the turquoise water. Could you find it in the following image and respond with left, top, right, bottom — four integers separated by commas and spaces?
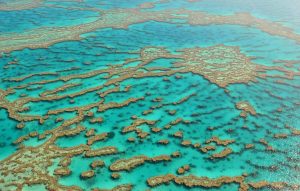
0, 7, 99, 33
0, 0, 300, 191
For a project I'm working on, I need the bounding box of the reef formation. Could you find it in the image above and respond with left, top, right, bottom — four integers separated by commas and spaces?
0, 0, 300, 191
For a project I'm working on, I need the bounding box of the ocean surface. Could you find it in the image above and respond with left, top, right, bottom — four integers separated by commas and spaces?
0, 0, 299, 191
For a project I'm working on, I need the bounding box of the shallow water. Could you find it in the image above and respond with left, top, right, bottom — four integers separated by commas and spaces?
0, 0, 299, 191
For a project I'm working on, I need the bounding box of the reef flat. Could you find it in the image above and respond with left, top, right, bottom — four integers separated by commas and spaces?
0, 0, 42, 11
1, 7, 300, 53
0, 0, 300, 191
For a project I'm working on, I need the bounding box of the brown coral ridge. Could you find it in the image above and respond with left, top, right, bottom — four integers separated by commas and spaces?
258, 139, 276, 152
121, 118, 156, 139
0, 42, 291, 191
109, 155, 171, 171
143, 45, 258, 88
111, 173, 120, 179
157, 139, 169, 145
248, 181, 287, 189
147, 174, 292, 190
210, 147, 233, 159
0, 84, 142, 123
147, 174, 176, 187
1, 6, 300, 53
256, 65, 300, 81
0, 143, 88, 191
1, 45, 258, 124
0, 103, 124, 190
206, 136, 235, 146
85, 146, 118, 157
0, 112, 119, 190
147, 174, 246, 188
177, 165, 190, 175
81, 170, 95, 179
109, 155, 148, 171
174, 175, 246, 188
236, 101, 256, 117
87, 132, 108, 145
92, 184, 133, 191
90, 160, 105, 169
6, 72, 58, 82
54, 167, 71, 176
0, 43, 262, 190
199, 145, 216, 153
